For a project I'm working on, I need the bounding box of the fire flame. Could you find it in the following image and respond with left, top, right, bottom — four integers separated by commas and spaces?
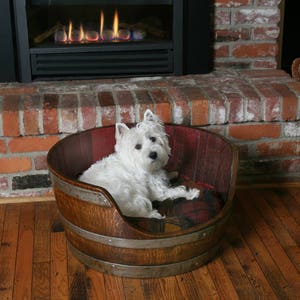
100, 10, 104, 38
54, 9, 134, 43
68, 21, 84, 42
113, 9, 119, 39
68, 20, 73, 41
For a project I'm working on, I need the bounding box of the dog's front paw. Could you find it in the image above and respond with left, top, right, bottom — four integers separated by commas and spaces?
186, 188, 200, 200
148, 209, 165, 219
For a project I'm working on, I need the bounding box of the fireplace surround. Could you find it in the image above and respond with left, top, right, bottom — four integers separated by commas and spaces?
8, 0, 212, 82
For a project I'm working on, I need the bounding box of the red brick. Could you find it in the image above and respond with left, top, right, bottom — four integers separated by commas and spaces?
167, 87, 190, 124
80, 94, 97, 130
271, 84, 298, 121
204, 86, 228, 125
182, 87, 208, 126
256, 140, 300, 157
256, 0, 280, 6
43, 94, 59, 134
245, 97, 262, 121
215, 0, 250, 7
215, 10, 231, 25
236, 83, 261, 121
210, 99, 227, 124
240, 69, 289, 80
214, 45, 229, 58
215, 28, 250, 42
252, 60, 278, 69
0, 139, 6, 154
150, 89, 172, 123
0, 157, 32, 173
126, 77, 169, 89
233, 8, 280, 24
60, 94, 78, 133
0, 86, 37, 96
253, 27, 280, 40
134, 90, 154, 121
232, 44, 277, 58
115, 91, 135, 123
2, 95, 21, 137
229, 123, 281, 140
0, 177, 9, 191
254, 84, 281, 121
227, 95, 244, 123
23, 95, 40, 135
34, 155, 48, 170
215, 61, 251, 69
9, 136, 60, 153
264, 97, 280, 122
98, 91, 116, 126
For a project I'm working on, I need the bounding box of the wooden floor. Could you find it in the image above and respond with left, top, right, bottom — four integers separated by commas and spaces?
1, 188, 300, 299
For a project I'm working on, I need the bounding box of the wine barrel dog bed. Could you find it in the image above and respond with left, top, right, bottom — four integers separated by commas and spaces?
47, 124, 238, 278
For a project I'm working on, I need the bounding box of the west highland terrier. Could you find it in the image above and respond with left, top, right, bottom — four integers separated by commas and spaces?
79, 110, 200, 219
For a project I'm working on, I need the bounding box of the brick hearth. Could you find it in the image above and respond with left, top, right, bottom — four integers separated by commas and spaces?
0, 69, 299, 197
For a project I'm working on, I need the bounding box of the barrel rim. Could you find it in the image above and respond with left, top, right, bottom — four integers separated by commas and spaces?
47, 124, 239, 238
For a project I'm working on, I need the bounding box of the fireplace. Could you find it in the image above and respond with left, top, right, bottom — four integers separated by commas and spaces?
10, 0, 212, 82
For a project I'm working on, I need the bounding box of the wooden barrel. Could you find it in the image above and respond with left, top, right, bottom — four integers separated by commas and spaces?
47, 125, 238, 278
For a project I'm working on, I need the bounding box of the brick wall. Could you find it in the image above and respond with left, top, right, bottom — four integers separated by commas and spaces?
214, 0, 282, 69
1, 0, 298, 198
0, 69, 300, 197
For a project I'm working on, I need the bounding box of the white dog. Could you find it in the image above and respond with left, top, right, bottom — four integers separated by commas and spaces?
79, 110, 200, 219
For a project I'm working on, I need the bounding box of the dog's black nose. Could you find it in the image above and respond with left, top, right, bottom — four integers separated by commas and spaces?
149, 151, 158, 160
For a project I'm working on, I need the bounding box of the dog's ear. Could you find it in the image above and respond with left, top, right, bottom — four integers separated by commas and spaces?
144, 109, 158, 122
115, 123, 129, 140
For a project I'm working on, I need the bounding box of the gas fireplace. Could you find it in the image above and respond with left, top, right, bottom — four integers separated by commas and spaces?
11, 0, 212, 82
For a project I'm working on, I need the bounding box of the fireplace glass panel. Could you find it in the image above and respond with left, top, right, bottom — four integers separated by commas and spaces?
27, 5, 173, 47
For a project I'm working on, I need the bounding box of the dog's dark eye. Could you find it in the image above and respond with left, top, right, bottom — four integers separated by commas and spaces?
150, 137, 156, 142
135, 144, 142, 150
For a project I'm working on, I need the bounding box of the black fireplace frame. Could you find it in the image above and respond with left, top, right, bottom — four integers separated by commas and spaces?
7, 0, 212, 82
0, 0, 17, 82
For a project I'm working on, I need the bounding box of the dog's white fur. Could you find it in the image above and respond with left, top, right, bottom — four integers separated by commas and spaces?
79, 110, 200, 219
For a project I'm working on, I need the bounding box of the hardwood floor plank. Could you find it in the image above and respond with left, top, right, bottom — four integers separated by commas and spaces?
33, 202, 52, 263
220, 240, 258, 299
175, 272, 202, 299
192, 265, 220, 300
264, 190, 300, 246
85, 268, 107, 300
240, 190, 300, 284
235, 190, 295, 299
158, 276, 184, 300
141, 278, 165, 300
32, 202, 53, 300
251, 189, 300, 274
50, 231, 68, 300
225, 219, 277, 299
0, 205, 5, 242
207, 257, 239, 300
32, 262, 51, 300
278, 189, 300, 226
13, 203, 35, 300
104, 274, 126, 300
122, 277, 144, 300
67, 246, 88, 300
0, 204, 21, 300
288, 188, 300, 206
